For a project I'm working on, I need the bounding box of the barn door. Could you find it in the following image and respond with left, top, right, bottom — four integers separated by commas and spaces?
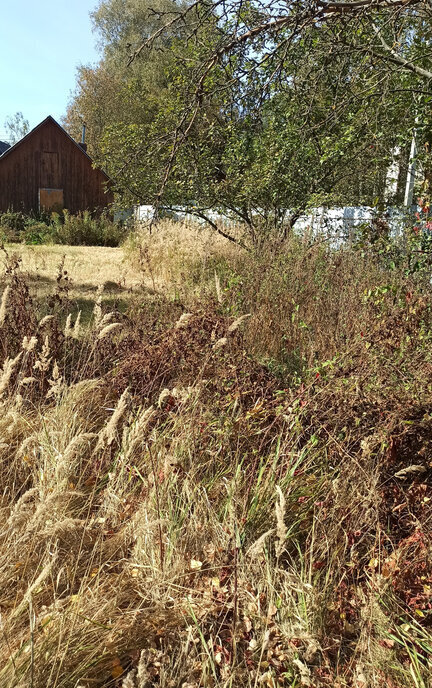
39, 188, 64, 213
40, 152, 60, 188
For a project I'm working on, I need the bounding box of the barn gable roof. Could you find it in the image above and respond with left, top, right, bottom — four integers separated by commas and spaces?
0, 116, 110, 180
0, 141, 10, 156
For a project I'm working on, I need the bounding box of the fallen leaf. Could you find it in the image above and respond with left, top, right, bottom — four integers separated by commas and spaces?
111, 658, 123, 679
244, 616, 252, 633
378, 638, 395, 649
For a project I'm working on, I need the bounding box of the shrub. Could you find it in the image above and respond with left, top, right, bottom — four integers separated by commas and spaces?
21, 219, 52, 245
0, 209, 128, 247
45, 210, 127, 246
0, 210, 28, 240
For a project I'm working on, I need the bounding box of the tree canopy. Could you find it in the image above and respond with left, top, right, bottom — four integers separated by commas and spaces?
65, 0, 432, 244
4, 112, 30, 146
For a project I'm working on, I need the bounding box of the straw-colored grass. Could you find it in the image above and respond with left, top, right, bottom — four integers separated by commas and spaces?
5, 243, 140, 287
0, 222, 432, 687
1, 243, 146, 327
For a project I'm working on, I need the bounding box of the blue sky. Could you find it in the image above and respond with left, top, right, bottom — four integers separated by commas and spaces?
0, 0, 100, 142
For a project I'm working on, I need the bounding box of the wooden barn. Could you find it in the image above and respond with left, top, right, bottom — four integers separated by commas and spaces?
0, 116, 112, 214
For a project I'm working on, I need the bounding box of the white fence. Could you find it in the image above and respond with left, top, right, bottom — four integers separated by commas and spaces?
295, 206, 407, 243
115, 204, 409, 242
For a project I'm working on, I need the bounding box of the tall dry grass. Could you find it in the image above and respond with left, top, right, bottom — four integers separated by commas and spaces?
0, 226, 432, 687
124, 221, 239, 295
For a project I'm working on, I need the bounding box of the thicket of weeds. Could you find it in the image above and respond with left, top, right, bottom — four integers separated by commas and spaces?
1, 226, 432, 688
0, 210, 126, 247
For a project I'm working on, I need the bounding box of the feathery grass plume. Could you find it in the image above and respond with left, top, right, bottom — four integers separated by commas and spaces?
99, 312, 116, 328
7, 487, 38, 529
63, 432, 98, 460
17, 434, 38, 459
0, 352, 23, 397
0, 285, 10, 326
118, 649, 151, 688
22, 335, 38, 352
33, 335, 51, 372
158, 388, 173, 409
95, 388, 131, 451
11, 555, 57, 620
121, 670, 137, 688
228, 313, 251, 334
26, 491, 75, 531
40, 517, 86, 539
64, 313, 73, 338
54, 432, 98, 486
38, 314, 54, 327
214, 270, 223, 304
73, 310, 81, 339
213, 337, 227, 350
175, 312, 194, 329
19, 376, 37, 386
275, 485, 287, 558
123, 406, 156, 461
98, 322, 121, 340
1, 407, 25, 441
93, 283, 104, 328
68, 378, 101, 394
136, 650, 150, 685
246, 528, 275, 559
46, 360, 64, 399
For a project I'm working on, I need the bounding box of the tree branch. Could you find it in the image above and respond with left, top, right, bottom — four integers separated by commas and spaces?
372, 23, 432, 80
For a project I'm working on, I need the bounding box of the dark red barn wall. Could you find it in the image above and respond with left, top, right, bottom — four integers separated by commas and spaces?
0, 117, 113, 214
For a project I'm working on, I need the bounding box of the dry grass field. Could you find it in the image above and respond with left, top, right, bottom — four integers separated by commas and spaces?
5, 243, 140, 289
1, 223, 432, 687
2, 243, 144, 322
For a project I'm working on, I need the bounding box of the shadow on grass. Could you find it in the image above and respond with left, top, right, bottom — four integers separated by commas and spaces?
70, 296, 131, 325
2, 271, 152, 326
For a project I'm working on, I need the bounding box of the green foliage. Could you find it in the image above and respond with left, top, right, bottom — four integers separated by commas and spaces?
65, 0, 432, 248
351, 204, 432, 284
47, 211, 128, 247
0, 210, 127, 247
3, 111, 29, 145
0, 211, 28, 236
63, 0, 185, 162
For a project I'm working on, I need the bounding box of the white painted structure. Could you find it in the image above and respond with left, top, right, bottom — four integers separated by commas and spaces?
129, 204, 408, 243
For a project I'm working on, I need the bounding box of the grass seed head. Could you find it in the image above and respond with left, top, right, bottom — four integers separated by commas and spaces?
0, 352, 23, 397
22, 335, 38, 352
228, 313, 251, 334
64, 313, 73, 338
275, 485, 287, 558
175, 312, 194, 329
73, 310, 82, 338
0, 285, 10, 326
98, 322, 121, 340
